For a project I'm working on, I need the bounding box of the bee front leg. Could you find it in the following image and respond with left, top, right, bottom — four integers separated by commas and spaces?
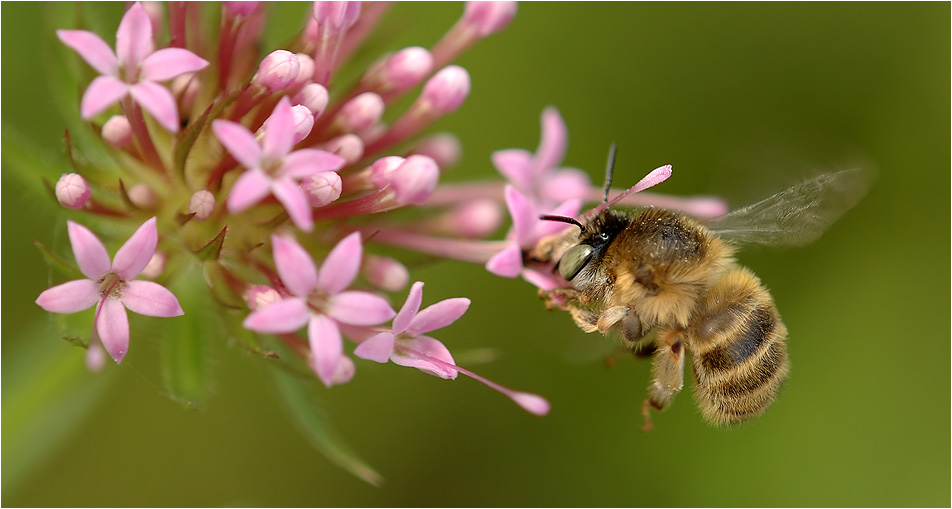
642, 328, 685, 431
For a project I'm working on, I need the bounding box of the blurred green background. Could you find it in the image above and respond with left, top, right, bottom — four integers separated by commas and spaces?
3, 2, 949, 506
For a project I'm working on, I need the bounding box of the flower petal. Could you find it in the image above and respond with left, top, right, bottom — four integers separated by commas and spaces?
407, 297, 470, 335
140, 47, 209, 82
535, 107, 567, 172
121, 280, 183, 317
80, 75, 127, 120
271, 235, 318, 298
262, 97, 295, 162
35, 279, 101, 313
307, 314, 342, 387
392, 336, 458, 379
280, 149, 347, 179
317, 232, 362, 295
329, 291, 395, 326
504, 185, 537, 246
115, 2, 154, 69
97, 298, 129, 364
271, 177, 314, 232
541, 168, 591, 203
67, 220, 111, 280
112, 217, 157, 281
226, 168, 272, 212
242, 297, 309, 334
212, 119, 263, 169
492, 149, 534, 192
485, 244, 523, 278
392, 281, 423, 334
57, 29, 118, 76
353, 332, 395, 363
129, 81, 180, 132
534, 199, 583, 240
330, 355, 356, 385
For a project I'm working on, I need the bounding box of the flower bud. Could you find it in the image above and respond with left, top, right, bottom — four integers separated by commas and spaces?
337, 92, 384, 132
255, 50, 301, 92
382, 46, 433, 91
142, 1, 165, 39
293, 83, 329, 117
320, 134, 364, 165
102, 115, 133, 148
412, 133, 462, 169
171, 73, 200, 116
312, 1, 361, 34
292, 53, 315, 90
330, 355, 356, 386
259, 104, 314, 144
301, 171, 342, 207
128, 183, 159, 210
369, 156, 406, 189
245, 285, 281, 311
223, 1, 261, 17
188, 190, 216, 220
451, 199, 503, 237
363, 255, 409, 292
86, 341, 107, 373
420, 66, 470, 114
55, 173, 91, 210
391, 155, 439, 205
463, 1, 518, 36
141, 251, 168, 279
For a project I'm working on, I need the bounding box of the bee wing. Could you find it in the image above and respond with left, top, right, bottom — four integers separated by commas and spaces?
707, 168, 872, 247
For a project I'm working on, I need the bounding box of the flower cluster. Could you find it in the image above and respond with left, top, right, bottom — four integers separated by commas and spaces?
37, 2, 729, 437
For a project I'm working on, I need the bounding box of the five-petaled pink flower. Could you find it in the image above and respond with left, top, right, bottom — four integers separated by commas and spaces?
213, 97, 347, 232
57, 2, 209, 132
354, 281, 470, 378
35, 217, 184, 364
243, 232, 396, 386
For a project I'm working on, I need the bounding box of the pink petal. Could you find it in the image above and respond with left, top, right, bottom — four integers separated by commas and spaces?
242, 297, 309, 334
129, 81, 180, 132
534, 199, 583, 239
35, 279, 101, 313
392, 281, 424, 334
407, 297, 470, 335
56, 29, 118, 76
111, 217, 157, 281
271, 177, 314, 232
115, 3, 154, 69
353, 332, 395, 363
280, 149, 347, 179
391, 336, 458, 379
271, 235, 318, 298
535, 107, 567, 173
261, 97, 295, 163
307, 314, 342, 387
67, 220, 111, 280
80, 76, 128, 119
330, 355, 356, 385
329, 291, 395, 326
212, 119, 263, 169
505, 185, 537, 246
96, 298, 129, 364
522, 267, 565, 291
541, 168, 591, 203
139, 47, 210, 82
485, 244, 523, 278
316, 232, 362, 295
121, 280, 183, 317
492, 149, 534, 191
226, 168, 272, 212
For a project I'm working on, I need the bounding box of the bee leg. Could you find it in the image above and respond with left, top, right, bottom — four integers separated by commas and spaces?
642, 328, 685, 431
568, 307, 599, 333
538, 287, 581, 310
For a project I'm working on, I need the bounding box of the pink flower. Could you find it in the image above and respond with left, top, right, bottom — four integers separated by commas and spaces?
492, 107, 591, 207
56, 2, 209, 132
35, 217, 184, 364
242, 232, 396, 386
354, 281, 469, 378
213, 97, 347, 232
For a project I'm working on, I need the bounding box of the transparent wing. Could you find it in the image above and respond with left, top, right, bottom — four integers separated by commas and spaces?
707, 168, 872, 247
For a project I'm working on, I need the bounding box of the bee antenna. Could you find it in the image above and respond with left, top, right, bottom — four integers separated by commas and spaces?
539, 214, 586, 233
602, 143, 617, 204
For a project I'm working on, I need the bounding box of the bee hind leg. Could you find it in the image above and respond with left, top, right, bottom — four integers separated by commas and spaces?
642, 328, 685, 431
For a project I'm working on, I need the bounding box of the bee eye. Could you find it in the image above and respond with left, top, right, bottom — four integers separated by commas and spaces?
558, 244, 595, 281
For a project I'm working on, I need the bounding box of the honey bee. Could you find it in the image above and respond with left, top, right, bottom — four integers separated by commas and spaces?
527, 151, 869, 428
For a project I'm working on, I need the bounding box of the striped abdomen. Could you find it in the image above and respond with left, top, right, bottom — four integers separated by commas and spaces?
687, 267, 790, 425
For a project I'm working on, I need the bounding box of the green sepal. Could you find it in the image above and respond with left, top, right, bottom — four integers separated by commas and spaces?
33, 240, 83, 280
194, 225, 228, 261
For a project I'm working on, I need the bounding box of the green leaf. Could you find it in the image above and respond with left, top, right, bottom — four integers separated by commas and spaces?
268, 362, 383, 486
33, 240, 83, 280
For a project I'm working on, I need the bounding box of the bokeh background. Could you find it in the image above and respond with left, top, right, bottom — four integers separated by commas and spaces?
3, 2, 949, 507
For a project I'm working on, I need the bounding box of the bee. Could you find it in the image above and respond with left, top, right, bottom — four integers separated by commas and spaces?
527, 147, 869, 428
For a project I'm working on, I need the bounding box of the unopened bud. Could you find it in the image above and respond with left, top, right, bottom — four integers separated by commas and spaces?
293, 83, 329, 116
363, 255, 409, 292
142, 1, 165, 39
141, 251, 168, 279
382, 46, 433, 92
329, 355, 355, 386
128, 183, 158, 210
451, 199, 503, 237
55, 173, 91, 210
337, 92, 384, 132
320, 134, 364, 165
188, 190, 216, 220
391, 155, 439, 205
463, 1, 517, 36
312, 1, 361, 34
171, 73, 200, 115
259, 104, 314, 144
102, 115, 133, 148
369, 156, 406, 189
86, 341, 107, 372
255, 50, 301, 92
412, 133, 462, 169
301, 171, 342, 207
245, 285, 281, 311
420, 66, 470, 114
292, 53, 315, 89
223, 1, 261, 17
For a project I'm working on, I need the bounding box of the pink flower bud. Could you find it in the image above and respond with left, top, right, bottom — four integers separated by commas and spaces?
463, 1, 518, 36
301, 171, 342, 207
363, 255, 409, 292
369, 156, 406, 189
128, 183, 158, 210
294, 83, 329, 116
412, 133, 462, 169
312, 1, 361, 34
320, 134, 364, 165
142, 1, 165, 39
188, 190, 216, 220
141, 251, 168, 279
391, 155, 439, 205
86, 341, 107, 372
421, 66, 470, 114
259, 104, 314, 144
102, 115, 133, 148
245, 285, 281, 311
384, 46, 433, 91
338, 92, 384, 132
255, 50, 301, 92
55, 173, 91, 210
292, 53, 315, 89
451, 199, 503, 237
330, 355, 356, 386
224, 1, 261, 17
171, 73, 200, 115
